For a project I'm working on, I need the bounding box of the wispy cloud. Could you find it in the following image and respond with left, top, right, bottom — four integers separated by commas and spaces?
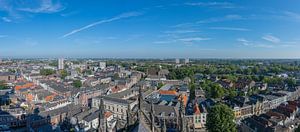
154, 37, 211, 44
178, 37, 211, 42
197, 14, 243, 23
0, 35, 7, 38
237, 37, 297, 49
237, 38, 273, 48
61, 12, 143, 38
0, 0, 64, 22
60, 11, 79, 17
253, 44, 274, 48
172, 22, 198, 28
185, 2, 239, 9
283, 11, 300, 21
163, 30, 199, 34
237, 38, 251, 46
1, 17, 11, 22
153, 40, 176, 44
18, 0, 64, 13
262, 35, 280, 43
209, 27, 250, 31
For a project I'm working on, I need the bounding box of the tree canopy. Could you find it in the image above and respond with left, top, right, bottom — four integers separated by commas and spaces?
0, 81, 8, 90
59, 69, 68, 79
73, 80, 82, 88
40, 69, 56, 76
206, 104, 237, 132
201, 81, 225, 99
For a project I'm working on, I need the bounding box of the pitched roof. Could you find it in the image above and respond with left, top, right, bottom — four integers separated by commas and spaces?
194, 103, 201, 115
159, 90, 177, 95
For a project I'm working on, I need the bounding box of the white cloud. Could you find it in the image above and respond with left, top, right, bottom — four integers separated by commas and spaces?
164, 30, 199, 34
237, 38, 251, 46
2, 17, 11, 22
283, 11, 300, 21
172, 22, 198, 28
236, 37, 294, 49
153, 40, 176, 44
0, 0, 64, 21
209, 27, 250, 31
61, 12, 143, 38
197, 14, 243, 23
253, 44, 274, 48
262, 35, 280, 43
281, 44, 296, 47
185, 2, 238, 9
154, 37, 211, 44
0, 35, 7, 38
18, 0, 64, 13
60, 11, 78, 17
178, 37, 211, 42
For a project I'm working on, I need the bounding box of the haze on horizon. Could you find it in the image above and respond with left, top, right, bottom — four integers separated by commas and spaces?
1, 0, 300, 58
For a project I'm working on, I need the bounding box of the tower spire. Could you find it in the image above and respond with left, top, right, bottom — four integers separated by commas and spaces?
179, 95, 186, 132
161, 114, 166, 132
138, 86, 143, 110
98, 97, 106, 132
138, 86, 143, 122
126, 104, 131, 131
150, 100, 155, 132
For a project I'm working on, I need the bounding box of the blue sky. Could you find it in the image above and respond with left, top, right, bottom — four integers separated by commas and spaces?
1, 0, 300, 58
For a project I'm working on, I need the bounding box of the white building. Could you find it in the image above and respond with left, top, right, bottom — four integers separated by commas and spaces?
99, 62, 106, 69
58, 58, 64, 70
185, 58, 189, 64
175, 58, 180, 64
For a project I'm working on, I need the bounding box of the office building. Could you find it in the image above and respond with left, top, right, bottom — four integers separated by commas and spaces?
58, 58, 64, 70
185, 58, 189, 64
175, 58, 180, 64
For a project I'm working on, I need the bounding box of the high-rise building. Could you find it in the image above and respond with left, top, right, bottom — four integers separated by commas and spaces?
58, 58, 64, 70
185, 58, 189, 64
99, 62, 106, 69
175, 58, 180, 64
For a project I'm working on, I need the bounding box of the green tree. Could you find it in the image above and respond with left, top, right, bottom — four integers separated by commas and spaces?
0, 81, 8, 90
286, 77, 296, 87
211, 84, 224, 99
49, 61, 58, 67
85, 70, 92, 75
189, 83, 196, 100
59, 70, 68, 79
206, 104, 237, 132
227, 88, 237, 99
40, 69, 55, 76
8, 69, 16, 73
73, 80, 82, 88
157, 82, 164, 89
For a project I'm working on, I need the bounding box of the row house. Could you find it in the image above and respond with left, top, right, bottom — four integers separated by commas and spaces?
240, 100, 299, 132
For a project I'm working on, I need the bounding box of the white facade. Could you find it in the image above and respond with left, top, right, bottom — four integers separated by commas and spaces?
175, 58, 180, 64
99, 62, 106, 69
58, 58, 64, 70
185, 58, 189, 64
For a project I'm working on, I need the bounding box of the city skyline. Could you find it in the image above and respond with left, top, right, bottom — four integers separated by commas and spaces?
1, 0, 300, 58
